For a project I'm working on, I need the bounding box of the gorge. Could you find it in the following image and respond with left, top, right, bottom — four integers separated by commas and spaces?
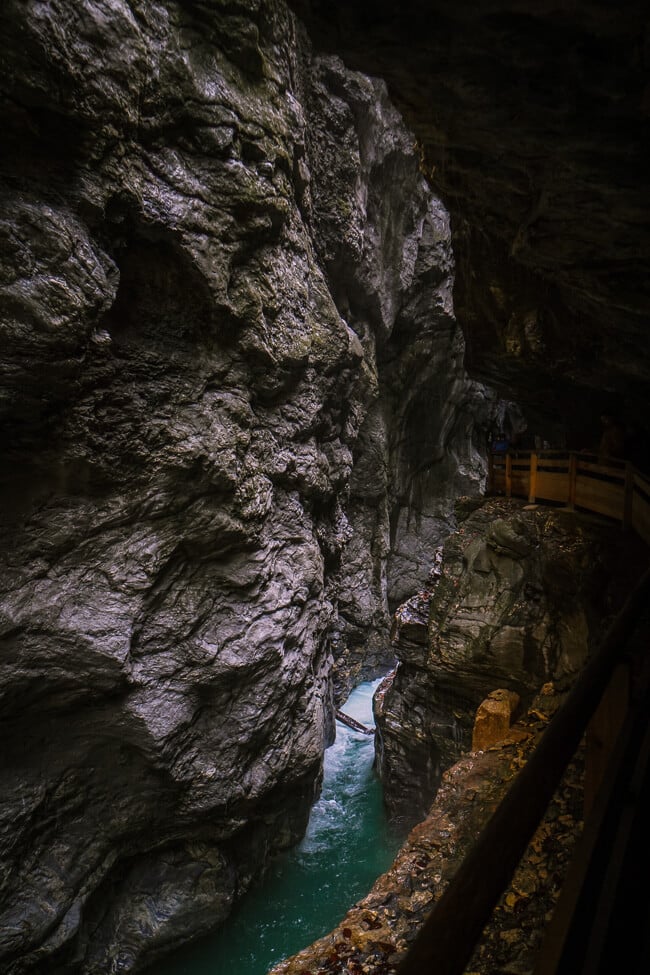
154, 677, 404, 975
1, 2, 649, 974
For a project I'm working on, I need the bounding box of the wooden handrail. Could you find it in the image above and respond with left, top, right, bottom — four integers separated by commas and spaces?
488, 450, 650, 546
397, 565, 650, 975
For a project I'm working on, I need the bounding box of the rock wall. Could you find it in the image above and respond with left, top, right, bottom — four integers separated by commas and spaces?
297, 57, 494, 698
376, 497, 644, 825
288, 1, 650, 459
0, 1, 490, 971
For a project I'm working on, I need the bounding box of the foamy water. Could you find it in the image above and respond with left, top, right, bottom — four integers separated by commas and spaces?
153, 677, 403, 975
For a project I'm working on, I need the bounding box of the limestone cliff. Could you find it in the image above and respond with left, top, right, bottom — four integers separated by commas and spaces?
0, 1, 490, 971
299, 56, 493, 700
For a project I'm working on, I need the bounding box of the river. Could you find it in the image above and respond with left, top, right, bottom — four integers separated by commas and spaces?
154, 676, 404, 975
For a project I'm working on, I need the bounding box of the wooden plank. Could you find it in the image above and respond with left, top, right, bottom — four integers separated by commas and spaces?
575, 475, 624, 500
584, 662, 629, 817
623, 465, 634, 530
581, 711, 650, 974
634, 520, 650, 547
535, 684, 650, 975
575, 478, 625, 520
568, 453, 577, 510
632, 493, 650, 545
633, 472, 650, 495
529, 452, 538, 502
536, 451, 571, 461
577, 473, 626, 496
577, 459, 626, 480
536, 458, 572, 471
574, 492, 623, 522
632, 488, 650, 520
336, 709, 373, 735
535, 472, 570, 503
510, 473, 529, 499
632, 472, 650, 536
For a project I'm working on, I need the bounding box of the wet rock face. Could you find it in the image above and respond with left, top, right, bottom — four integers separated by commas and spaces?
288, 1, 650, 448
0, 1, 489, 972
299, 61, 495, 700
376, 497, 633, 825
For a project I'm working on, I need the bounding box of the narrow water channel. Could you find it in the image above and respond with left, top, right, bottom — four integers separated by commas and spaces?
155, 677, 404, 975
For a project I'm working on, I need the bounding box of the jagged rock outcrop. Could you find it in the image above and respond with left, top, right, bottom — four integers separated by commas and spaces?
376, 496, 646, 824
0, 1, 491, 972
298, 57, 494, 700
471, 687, 521, 751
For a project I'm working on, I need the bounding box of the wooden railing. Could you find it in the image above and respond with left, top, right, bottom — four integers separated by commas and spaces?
396, 451, 650, 975
488, 449, 650, 545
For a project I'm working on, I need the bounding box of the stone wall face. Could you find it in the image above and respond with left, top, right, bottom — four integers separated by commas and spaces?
299, 57, 494, 701
0, 1, 489, 971
375, 497, 642, 826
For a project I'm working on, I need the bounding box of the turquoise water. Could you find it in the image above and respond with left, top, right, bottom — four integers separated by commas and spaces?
154, 677, 404, 975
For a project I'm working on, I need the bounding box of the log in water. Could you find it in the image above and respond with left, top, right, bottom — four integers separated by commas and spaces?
154, 677, 404, 975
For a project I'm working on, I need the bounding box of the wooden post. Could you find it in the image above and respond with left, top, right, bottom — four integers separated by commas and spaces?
528, 451, 538, 503
488, 451, 494, 494
505, 452, 512, 498
568, 452, 577, 510
623, 463, 633, 530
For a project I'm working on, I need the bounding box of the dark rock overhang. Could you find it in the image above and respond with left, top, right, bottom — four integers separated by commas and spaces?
288, 1, 650, 443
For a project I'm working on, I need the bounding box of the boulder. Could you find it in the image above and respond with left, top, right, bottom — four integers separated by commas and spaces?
471, 689, 521, 752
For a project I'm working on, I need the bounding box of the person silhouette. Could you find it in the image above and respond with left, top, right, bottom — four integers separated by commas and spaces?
598, 414, 625, 462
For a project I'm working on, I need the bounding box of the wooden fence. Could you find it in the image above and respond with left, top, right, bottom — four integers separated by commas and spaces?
488, 449, 650, 546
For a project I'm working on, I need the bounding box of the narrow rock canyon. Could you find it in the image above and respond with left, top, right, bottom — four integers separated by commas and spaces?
1, 1, 648, 973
